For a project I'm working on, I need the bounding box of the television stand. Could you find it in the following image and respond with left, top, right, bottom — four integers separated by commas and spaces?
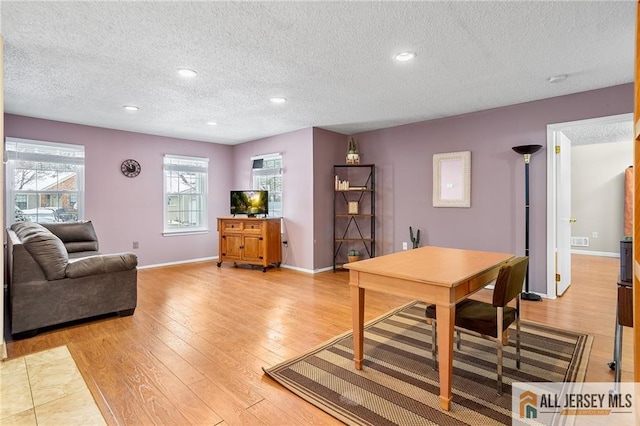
216, 217, 282, 272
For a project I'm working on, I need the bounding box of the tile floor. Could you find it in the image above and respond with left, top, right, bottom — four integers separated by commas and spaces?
0, 345, 105, 425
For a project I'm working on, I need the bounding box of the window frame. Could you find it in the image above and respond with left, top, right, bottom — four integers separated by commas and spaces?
5, 137, 85, 226
251, 152, 283, 218
163, 154, 210, 236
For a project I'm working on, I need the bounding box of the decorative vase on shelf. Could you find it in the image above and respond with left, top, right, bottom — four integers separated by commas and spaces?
347, 250, 360, 263
346, 136, 360, 164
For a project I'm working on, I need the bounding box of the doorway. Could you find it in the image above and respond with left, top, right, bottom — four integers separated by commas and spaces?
546, 113, 634, 298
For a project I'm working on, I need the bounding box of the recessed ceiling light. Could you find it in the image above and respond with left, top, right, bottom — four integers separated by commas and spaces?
205, 121, 218, 126
177, 68, 198, 78
270, 97, 287, 104
547, 74, 568, 83
394, 51, 416, 62
122, 105, 140, 111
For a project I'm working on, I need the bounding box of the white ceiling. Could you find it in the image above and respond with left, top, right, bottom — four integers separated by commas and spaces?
564, 120, 634, 146
1, 1, 636, 145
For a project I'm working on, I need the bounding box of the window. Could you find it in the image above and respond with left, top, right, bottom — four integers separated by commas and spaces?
6, 138, 84, 225
163, 154, 209, 234
251, 153, 282, 217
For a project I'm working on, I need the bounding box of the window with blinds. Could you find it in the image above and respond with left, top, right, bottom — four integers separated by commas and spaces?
251, 153, 282, 218
163, 154, 209, 234
5, 137, 84, 225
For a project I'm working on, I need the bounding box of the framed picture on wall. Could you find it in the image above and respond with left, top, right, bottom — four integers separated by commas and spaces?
433, 151, 471, 208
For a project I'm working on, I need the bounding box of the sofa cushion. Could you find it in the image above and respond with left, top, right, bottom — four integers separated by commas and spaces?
11, 222, 48, 240
42, 221, 99, 253
13, 223, 69, 280
68, 251, 100, 259
66, 253, 138, 278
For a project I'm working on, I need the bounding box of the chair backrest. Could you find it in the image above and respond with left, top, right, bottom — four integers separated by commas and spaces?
492, 256, 529, 307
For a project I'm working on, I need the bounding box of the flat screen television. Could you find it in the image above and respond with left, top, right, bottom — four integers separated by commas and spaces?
230, 190, 269, 217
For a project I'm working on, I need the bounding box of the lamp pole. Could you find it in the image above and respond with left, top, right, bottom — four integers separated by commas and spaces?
512, 144, 543, 301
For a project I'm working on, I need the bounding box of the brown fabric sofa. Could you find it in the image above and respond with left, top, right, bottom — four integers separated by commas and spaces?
7, 221, 138, 336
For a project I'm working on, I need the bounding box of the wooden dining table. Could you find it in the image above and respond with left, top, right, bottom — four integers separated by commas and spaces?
344, 245, 514, 411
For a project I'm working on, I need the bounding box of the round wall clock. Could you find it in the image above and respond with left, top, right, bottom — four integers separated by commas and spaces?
121, 159, 141, 178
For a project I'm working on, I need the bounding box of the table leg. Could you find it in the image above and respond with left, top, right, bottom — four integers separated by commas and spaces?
351, 284, 365, 370
436, 303, 455, 411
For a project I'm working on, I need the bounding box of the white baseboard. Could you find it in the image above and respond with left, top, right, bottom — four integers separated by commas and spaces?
280, 264, 314, 274
1, 342, 6, 360
313, 266, 336, 274
571, 250, 619, 258
140, 256, 336, 275
138, 256, 218, 270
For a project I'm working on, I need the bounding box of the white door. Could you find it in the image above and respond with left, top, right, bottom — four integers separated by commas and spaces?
0, 36, 5, 356
556, 131, 572, 296
547, 113, 633, 299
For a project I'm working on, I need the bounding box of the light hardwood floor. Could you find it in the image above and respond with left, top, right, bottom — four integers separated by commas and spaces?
4, 254, 632, 425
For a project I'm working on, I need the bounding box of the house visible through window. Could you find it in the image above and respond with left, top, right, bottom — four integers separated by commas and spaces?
251, 153, 282, 218
6, 138, 84, 225
163, 154, 209, 234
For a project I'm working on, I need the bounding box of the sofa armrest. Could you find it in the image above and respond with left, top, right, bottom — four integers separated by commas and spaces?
65, 253, 138, 278
7, 229, 48, 283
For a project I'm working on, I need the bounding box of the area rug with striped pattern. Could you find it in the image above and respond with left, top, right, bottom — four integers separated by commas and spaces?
263, 301, 592, 425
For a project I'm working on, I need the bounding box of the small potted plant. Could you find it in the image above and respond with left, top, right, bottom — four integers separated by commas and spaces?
347, 249, 360, 263
346, 136, 360, 164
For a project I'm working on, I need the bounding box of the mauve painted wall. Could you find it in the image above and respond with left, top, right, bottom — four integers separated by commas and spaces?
4, 114, 233, 267
313, 127, 348, 270
351, 84, 633, 295
231, 127, 316, 270
4, 83, 633, 284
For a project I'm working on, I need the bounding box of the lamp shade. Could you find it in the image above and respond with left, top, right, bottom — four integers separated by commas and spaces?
512, 145, 543, 156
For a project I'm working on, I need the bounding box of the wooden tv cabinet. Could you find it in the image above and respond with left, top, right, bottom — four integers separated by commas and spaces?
216, 217, 282, 272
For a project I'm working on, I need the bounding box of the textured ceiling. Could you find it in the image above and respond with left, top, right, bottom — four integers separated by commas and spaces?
1, 1, 636, 145
564, 120, 634, 146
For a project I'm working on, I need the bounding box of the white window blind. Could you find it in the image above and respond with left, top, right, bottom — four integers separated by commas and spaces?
251, 153, 282, 218
163, 154, 209, 234
6, 137, 84, 225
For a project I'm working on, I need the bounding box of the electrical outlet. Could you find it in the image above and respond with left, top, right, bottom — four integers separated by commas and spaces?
402, 242, 408, 250
592, 232, 598, 239
133, 241, 139, 249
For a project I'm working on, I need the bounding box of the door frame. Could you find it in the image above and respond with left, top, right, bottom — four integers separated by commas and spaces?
546, 112, 634, 298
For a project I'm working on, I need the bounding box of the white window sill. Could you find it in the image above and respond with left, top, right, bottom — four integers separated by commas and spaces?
163, 229, 210, 237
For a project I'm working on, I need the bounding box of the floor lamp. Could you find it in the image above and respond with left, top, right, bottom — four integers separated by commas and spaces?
512, 144, 543, 301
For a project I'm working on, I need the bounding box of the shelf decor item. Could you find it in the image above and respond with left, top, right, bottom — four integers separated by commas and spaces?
348, 201, 359, 214
409, 226, 421, 249
347, 250, 360, 263
346, 136, 360, 164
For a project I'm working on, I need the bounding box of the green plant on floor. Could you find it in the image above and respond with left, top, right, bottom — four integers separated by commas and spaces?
409, 226, 420, 249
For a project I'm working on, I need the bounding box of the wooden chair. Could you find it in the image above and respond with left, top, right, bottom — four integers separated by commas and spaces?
425, 256, 529, 395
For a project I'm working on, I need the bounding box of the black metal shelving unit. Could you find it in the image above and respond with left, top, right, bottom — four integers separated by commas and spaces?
333, 164, 375, 271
